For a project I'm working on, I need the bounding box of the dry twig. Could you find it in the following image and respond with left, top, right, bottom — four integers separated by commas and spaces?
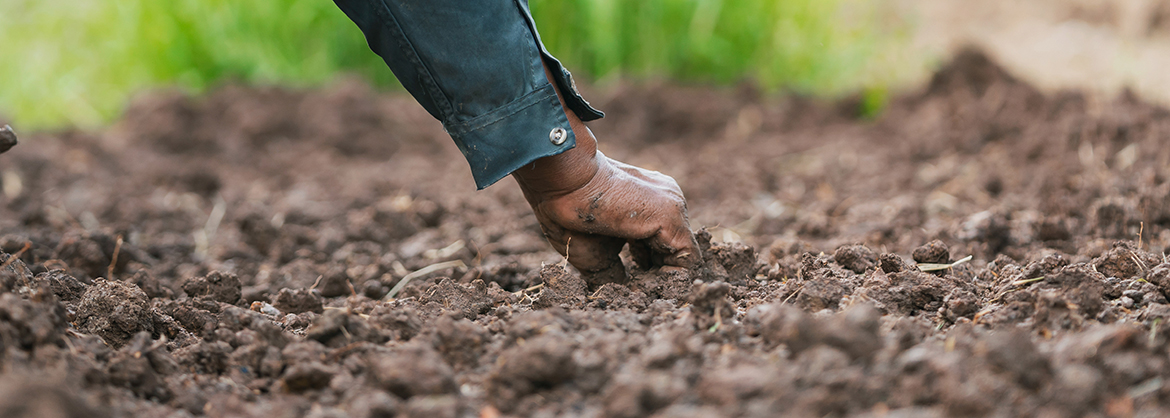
782, 283, 805, 304
0, 242, 31, 271
107, 234, 123, 280
514, 283, 543, 295
1010, 276, 1045, 287
1138, 221, 1145, 250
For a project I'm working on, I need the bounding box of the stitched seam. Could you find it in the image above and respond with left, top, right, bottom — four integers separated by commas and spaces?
372, 0, 455, 120
447, 86, 559, 136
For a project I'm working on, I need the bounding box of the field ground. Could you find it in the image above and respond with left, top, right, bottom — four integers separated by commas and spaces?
905, 0, 1170, 107
2, 46, 1170, 417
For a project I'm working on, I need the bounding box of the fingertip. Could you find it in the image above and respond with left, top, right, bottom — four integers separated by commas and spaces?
664, 247, 701, 269
656, 226, 702, 269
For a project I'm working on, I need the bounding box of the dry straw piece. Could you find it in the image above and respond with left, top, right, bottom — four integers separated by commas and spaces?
917, 255, 973, 272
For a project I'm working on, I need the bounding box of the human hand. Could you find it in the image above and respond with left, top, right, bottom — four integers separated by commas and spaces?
512, 127, 700, 286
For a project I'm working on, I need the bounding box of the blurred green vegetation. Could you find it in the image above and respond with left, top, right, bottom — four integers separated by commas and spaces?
0, 0, 919, 130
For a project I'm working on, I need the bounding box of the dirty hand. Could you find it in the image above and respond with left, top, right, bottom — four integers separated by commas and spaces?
512, 122, 700, 285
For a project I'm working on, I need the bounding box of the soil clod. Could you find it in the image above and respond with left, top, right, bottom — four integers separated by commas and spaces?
75, 279, 155, 348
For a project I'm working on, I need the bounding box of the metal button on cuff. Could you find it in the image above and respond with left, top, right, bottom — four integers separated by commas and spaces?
549, 127, 567, 145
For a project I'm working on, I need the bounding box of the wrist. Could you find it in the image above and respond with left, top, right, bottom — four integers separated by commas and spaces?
513, 58, 602, 197
512, 121, 600, 196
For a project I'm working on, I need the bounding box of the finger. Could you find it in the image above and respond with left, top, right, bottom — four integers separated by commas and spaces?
539, 227, 628, 286
562, 233, 628, 286
647, 221, 701, 269
562, 232, 624, 272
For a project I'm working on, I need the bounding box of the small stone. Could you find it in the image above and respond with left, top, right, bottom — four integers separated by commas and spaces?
879, 253, 912, 274
1147, 264, 1170, 299
250, 301, 281, 316
1122, 289, 1144, 303
181, 271, 242, 304
833, 244, 877, 274
273, 288, 324, 314
912, 240, 950, 264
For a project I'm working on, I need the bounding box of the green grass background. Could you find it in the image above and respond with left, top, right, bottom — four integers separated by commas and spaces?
0, 0, 922, 130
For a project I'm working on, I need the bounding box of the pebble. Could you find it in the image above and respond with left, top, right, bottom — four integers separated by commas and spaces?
1123, 289, 1144, 303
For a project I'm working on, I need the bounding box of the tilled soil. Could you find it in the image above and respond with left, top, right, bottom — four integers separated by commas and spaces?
1, 49, 1170, 418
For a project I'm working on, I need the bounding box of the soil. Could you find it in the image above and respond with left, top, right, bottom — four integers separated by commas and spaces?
1, 48, 1170, 417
